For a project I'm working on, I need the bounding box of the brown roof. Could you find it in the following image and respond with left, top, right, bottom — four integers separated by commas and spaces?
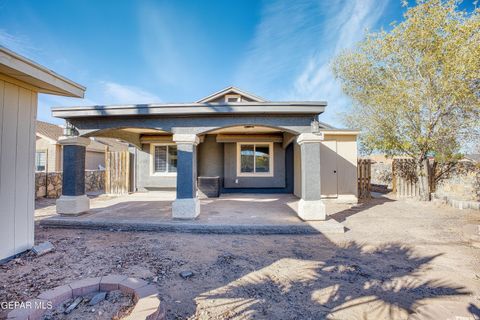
36, 121, 128, 152
36, 120, 63, 142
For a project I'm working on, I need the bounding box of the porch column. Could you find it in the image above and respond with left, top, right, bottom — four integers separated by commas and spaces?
172, 134, 200, 219
297, 133, 326, 220
56, 136, 90, 215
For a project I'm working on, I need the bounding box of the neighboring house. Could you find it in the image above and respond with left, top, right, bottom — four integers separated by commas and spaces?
0, 46, 85, 261
52, 86, 359, 220
35, 120, 127, 172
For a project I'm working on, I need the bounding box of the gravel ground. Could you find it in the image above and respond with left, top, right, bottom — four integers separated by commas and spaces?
1, 196, 479, 319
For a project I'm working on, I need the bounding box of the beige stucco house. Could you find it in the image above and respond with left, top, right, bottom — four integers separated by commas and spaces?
35, 120, 126, 172
0, 46, 85, 262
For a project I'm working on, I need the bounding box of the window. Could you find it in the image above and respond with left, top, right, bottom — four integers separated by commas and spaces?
225, 94, 241, 103
237, 143, 273, 176
35, 151, 46, 172
151, 144, 177, 175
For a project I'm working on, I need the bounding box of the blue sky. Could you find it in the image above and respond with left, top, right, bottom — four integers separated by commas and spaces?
0, 0, 475, 127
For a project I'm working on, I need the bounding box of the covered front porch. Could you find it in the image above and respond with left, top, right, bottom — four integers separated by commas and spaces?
39, 192, 347, 234
51, 87, 358, 222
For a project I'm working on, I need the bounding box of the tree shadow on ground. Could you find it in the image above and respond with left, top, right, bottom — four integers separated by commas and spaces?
194, 241, 469, 319
329, 195, 395, 223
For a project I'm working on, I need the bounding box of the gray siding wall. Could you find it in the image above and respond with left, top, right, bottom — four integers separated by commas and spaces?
197, 135, 223, 177
293, 141, 302, 197
136, 143, 176, 190
0, 79, 37, 261
223, 142, 285, 189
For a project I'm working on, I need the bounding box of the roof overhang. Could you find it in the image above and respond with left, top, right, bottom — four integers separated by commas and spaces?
52, 102, 327, 119
321, 129, 361, 136
0, 46, 85, 97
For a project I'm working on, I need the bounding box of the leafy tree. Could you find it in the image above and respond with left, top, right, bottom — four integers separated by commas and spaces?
332, 0, 480, 200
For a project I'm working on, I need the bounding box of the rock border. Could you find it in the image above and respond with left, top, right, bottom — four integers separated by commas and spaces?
432, 192, 480, 210
7, 275, 165, 320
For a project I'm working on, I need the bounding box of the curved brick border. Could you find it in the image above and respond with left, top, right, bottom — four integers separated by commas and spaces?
7, 275, 165, 320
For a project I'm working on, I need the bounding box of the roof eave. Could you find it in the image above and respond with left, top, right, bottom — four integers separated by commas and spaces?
0, 46, 86, 98
52, 103, 326, 119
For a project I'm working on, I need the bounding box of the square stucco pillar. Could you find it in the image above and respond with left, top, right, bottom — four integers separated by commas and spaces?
172, 134, 200, 219
56, 136, 90, 215
297, 133, 326, 220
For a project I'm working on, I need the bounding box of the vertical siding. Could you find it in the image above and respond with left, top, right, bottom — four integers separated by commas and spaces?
0, 80, 36, 260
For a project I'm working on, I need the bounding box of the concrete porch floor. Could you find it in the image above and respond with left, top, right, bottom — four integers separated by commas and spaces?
38, 192, 349, 234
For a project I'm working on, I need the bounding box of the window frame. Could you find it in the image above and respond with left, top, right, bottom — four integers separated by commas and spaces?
150, 143, 178, 176
35, 150, 47, 172
236, 142, 274, 177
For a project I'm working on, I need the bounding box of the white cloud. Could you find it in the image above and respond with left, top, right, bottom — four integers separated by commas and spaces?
0, 29, 40, 58
99, 81, 162, 104
236, 0, 390, 127
37, 81, 161, 124
292, 0, 389, 125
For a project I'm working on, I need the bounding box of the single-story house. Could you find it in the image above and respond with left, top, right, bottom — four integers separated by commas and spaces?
0, 46, 85, 261
52, 86, 359, 220
35, 120, 127, 172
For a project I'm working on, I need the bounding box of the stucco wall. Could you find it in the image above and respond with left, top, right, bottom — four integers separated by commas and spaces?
136, 143, 176, 190
197, 135, 224, 177
85, 150, 105, 170
327, 134, 358, 200
293, 134, 358, 202
223, 142, 286, 189
0, 79, 37, 261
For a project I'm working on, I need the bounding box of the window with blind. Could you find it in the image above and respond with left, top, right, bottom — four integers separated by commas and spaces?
152, 145, 177, 174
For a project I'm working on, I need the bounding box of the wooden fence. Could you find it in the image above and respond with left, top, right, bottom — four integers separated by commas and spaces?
392, 158, 418, 197
357, 159, 371, 200
392, 158, 436, 198
105, 150, 130, 195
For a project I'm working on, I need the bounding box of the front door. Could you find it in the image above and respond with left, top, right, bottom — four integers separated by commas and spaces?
321, 140, 338, 198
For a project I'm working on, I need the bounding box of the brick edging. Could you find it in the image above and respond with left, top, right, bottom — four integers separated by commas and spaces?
7, 275, 165, 320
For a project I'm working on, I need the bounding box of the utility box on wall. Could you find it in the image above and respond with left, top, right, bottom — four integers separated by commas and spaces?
198, 176, 220, 198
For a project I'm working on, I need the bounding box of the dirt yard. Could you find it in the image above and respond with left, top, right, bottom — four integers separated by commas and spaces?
1, 195, 479, 319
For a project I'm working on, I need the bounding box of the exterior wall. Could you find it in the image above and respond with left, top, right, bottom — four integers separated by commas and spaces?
293, 134, 358, 201
35, 140, 104, 171
136, 143, 176, 190
331, 135, 358, 200
35, 170, 105, 198
85, 150, 105, 170
0, 79, 37, 261
293, 141, 302, 197
197, 135, 224, 177
35, 138, 61, 172
223, 142, 286, 189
